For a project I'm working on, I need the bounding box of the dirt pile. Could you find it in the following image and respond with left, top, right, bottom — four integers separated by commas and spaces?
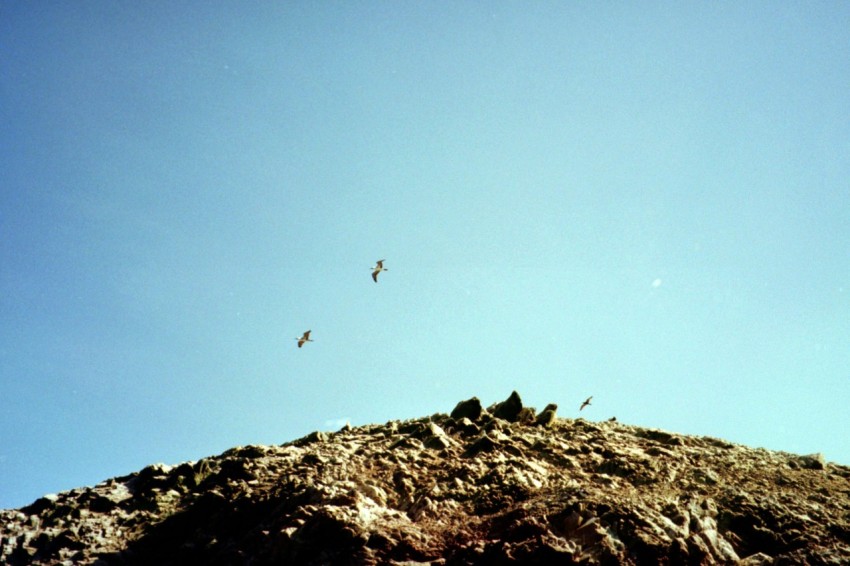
2, 391, 849, 564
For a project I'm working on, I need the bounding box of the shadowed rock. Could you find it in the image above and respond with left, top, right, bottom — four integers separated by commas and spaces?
450, 397, 483, 421
490, 390, 524, 422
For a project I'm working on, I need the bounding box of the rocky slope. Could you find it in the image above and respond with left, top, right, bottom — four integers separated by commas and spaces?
2, 391, 849, 565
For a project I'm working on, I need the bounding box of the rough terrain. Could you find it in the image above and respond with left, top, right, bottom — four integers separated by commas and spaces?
2, 391, 849, 564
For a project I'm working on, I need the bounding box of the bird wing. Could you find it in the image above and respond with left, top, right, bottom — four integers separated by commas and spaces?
376, 260, 385, 267
304, 330, 311, 339
372, 271, 379, 282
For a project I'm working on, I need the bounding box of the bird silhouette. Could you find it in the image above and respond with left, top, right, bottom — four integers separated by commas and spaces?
579, 396, 592, 411
296, 330, 313, 348
371, 259, 387, 283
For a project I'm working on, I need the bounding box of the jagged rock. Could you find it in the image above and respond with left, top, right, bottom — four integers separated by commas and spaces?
450, 397, 483, 421
2, 391, 849, 565
490, 390, 523, 422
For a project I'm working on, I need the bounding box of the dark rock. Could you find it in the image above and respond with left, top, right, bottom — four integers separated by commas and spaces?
450, 397, 483, 421
86, 493, 118, 514
490, 391, 524, 422
463, 434, 497, 457
792, 453, 826, 470
21, 494, 58, 516
217, 458, 256, 482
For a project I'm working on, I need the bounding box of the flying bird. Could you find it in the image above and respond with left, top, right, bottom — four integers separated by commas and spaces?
371, 259, 387, 283
296, 330, 313, 348
580, 396, 592, 411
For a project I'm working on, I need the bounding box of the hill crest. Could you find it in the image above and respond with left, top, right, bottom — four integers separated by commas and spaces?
2, 391, 849, 564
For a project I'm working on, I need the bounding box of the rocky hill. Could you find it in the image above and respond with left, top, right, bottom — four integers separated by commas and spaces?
2, 391, 849, 565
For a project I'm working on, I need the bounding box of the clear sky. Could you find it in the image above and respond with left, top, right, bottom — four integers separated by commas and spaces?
2, 3, 848, 510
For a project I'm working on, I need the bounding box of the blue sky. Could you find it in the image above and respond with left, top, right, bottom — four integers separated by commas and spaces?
1, 3, 848, 509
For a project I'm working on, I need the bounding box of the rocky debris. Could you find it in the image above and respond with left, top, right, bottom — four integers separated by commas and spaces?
2, 391, 849, 564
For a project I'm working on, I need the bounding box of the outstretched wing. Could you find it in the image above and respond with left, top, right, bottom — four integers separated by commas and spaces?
372, 270, 379, 283
297, 330, 311, 347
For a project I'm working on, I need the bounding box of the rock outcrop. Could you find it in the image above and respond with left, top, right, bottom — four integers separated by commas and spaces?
2, 391, 849, 564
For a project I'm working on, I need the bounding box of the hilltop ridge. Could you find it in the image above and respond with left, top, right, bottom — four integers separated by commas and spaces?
2, 391, 849, 564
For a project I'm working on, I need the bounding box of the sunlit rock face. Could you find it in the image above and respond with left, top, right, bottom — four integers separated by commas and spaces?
2, 391, 849, 565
